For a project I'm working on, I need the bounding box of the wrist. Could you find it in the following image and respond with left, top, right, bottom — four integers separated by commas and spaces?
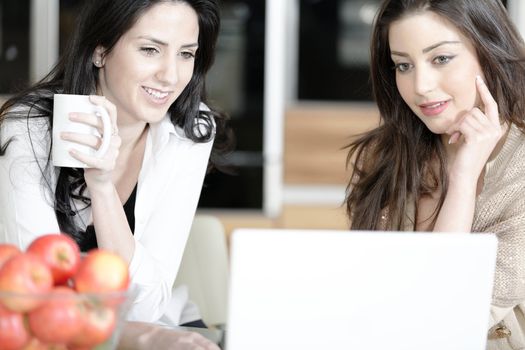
87, 180, 116, 198
447, 168, 480, 190
446, 179, 477, 198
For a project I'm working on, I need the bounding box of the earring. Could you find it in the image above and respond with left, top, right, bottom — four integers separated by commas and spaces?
94, 60, 101, 67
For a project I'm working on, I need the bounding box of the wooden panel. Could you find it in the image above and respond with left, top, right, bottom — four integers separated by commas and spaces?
284, 103, 380, 185
278, 205, 349, 230
215, 205, 350, 233
207, 205, 350, 249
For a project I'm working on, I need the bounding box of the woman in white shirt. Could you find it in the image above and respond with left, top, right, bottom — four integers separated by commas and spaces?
0, 0, 231, 337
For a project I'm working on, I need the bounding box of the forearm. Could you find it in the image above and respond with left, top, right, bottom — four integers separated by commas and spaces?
117, 321, 160, 350
117, 321, 221, 350
89, 183, 135, 264
433, 180, 476, 232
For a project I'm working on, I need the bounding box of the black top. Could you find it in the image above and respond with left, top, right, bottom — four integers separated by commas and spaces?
80, 184, 137, 252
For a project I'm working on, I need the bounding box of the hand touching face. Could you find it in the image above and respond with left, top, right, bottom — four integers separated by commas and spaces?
444, 75, 504, 183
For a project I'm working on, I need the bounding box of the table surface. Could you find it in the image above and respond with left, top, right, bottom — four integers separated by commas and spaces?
169, 325, 224, 346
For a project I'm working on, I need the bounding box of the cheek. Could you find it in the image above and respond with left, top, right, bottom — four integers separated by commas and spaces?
448, 73, 479, 109
179, 64, 195, 87
106, 57, 141, 86
395, 76, 414, 106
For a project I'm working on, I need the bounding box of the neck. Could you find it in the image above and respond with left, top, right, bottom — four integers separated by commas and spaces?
118, 118, 148, 144
118, 121, 149, 152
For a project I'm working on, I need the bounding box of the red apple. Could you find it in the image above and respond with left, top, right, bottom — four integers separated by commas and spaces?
68, 303, 117, 348
0, 302, 30, 350
0, 244, 22, 270
27, 234, 81, 285
27, 286, 82, 345
19, 338, 47, 350
21, 337, 67, 350
0, 253, 53, 312
74, 250, 129, 293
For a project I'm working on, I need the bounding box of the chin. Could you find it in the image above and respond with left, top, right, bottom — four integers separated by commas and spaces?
149, 113, 169, 124
420, 121, 447, 135
142, 106, 171, 122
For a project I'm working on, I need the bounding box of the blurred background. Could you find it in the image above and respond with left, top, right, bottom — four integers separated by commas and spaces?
0, 0, 519, 238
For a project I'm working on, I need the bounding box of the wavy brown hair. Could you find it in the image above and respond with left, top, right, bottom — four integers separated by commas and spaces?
346, 0, 525, 230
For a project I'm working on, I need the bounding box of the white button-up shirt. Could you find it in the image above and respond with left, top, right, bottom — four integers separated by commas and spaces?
0, 107, 214, 324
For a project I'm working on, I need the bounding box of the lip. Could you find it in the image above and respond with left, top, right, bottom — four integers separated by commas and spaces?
418, 100, 450, 117
141, 86, 172, 105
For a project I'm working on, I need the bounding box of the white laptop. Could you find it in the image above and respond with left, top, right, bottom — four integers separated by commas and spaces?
225, 229, 497, 350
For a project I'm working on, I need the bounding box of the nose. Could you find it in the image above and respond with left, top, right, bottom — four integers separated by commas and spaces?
413, 65, 436, 96
156, 56, 178, 86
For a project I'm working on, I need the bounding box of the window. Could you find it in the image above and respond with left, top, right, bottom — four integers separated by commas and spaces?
0, 0, 30, 94
198, 0, 266, 209
298, 0, 379, 101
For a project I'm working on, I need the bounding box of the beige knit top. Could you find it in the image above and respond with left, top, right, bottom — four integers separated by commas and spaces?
472, 123, 525, 308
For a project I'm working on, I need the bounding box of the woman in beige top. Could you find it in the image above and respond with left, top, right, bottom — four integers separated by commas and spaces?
346, 0, 525, 349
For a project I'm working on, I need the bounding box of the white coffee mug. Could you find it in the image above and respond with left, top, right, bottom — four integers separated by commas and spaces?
52, 94, 111, 168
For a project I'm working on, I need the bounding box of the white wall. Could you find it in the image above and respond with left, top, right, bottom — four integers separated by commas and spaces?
30, 0, 59, 83
508, 0, 525, 39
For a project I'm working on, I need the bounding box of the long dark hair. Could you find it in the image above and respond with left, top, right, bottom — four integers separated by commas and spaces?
0, 0, 232, 244
346, 0, 525, 230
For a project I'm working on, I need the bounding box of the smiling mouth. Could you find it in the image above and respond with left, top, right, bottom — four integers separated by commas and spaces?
419, 101, 447, 108
418, 100, 449, 117
143, 86, 169, 99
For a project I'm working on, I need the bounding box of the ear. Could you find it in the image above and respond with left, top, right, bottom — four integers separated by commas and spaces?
92, 46, 106, 68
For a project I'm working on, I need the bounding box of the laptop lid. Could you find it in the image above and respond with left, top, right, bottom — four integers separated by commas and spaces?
226, 229, 497, 350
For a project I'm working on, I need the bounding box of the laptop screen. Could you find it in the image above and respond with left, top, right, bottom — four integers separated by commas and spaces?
226, 229, 497, 350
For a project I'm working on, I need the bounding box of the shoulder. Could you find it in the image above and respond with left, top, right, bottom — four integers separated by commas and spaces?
199, 102, 211, 113
1, 104, 50, 139
492, 124, 525, 168
479, 125, 525, 209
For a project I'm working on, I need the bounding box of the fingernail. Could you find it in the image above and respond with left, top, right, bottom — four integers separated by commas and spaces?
448, 132, 460, 144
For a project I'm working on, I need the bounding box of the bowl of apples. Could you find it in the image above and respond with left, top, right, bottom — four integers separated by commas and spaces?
0, 234, 131, 350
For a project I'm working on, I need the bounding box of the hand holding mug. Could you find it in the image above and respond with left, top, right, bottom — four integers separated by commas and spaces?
52, 94, 114, 168
53, 94, 121, 187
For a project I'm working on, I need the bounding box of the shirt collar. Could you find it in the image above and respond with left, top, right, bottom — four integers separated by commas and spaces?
148, 103, 211, 157
148, 114, 187, 157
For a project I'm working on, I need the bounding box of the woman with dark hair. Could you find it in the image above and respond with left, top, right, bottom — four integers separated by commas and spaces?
346, 0, 525, 347
0, 0, 231, 333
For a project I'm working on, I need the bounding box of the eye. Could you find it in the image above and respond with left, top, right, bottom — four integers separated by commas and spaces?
180, 51, 195, 60
394, 62, 412, 73
433, 55, 454, 65
141, 47, 159, 56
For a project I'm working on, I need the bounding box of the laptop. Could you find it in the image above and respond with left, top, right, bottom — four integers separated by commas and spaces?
225, 229, 497, 350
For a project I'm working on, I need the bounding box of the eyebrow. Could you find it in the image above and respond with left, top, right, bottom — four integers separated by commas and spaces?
137, 35, 199, 49
390, 40, 461, 57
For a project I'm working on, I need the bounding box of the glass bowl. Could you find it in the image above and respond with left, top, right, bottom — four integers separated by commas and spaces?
0, 289, 130, 350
